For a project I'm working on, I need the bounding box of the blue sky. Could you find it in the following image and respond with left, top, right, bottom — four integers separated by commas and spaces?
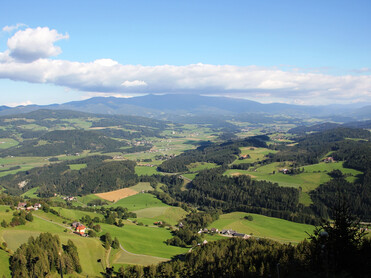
1, 0, 371, 106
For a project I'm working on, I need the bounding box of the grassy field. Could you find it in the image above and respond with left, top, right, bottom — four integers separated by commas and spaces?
182, 173, 197, 180
209, 212, 314, 244
21, 186, 39, 198
187, 162, 217, 172
0, 156, 50, 177
51, 207, 104, 222
129, 182, 154, 192
232, 147, 278, 165
135, 166, 160, 176
99, 223, 187, 259
133, 206, 187, 226
69, 163, 87, 170
225, 161, 362, 193
0, 205, 13, 223
76, 194, 104, 206
0, 249, 11, 278
108, 193, 168, 211
0, 138, 19, 149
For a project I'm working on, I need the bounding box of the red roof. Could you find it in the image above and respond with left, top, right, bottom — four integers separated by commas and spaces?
76, 225, 86, 231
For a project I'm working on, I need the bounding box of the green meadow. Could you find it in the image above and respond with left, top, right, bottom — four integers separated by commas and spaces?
129, 182, 154, 192
0, 138, 19, 149
21, 186, 39, 198
225, 161, 362, 193
76, 194, 104, 206
209, 212, 314, 244
69, 163, 87, 170
108, 193, 168, 211
135, 165, 160, 176
133, 206, 187, 226
0, 249, 11, 278
99, 223, 187, 259
187, 162, 217, 172
232, 147, 278, 165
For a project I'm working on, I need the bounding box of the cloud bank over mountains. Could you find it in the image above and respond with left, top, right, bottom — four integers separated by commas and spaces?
0, 26, 371, 105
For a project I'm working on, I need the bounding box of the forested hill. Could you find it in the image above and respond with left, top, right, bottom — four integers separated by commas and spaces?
271, 127, 371, 165
0, 130, 129, 157
288, 120, 371, 134
0, 156, 138, 196
158, 136, 269, 173
0, 109, 171, 157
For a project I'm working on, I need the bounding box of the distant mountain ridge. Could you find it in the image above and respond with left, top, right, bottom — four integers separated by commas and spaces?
0, 94, 370, 120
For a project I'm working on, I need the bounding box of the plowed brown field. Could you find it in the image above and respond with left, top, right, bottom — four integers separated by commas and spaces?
95, 188, 138, 202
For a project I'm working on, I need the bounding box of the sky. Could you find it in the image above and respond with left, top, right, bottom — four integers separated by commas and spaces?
1, 0, 371, 106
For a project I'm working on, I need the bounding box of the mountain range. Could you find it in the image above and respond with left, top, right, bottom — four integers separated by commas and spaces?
1, 94, 370, 121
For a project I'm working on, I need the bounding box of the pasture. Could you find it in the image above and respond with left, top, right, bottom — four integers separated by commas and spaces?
232, 147, 277, 165
209, 212, 314, 243
225, 161, 362, 193
132, 206, 187, 226
0, 138, 19, 149
108, 193, 168, 211
99, 223, 187, 259
129, 182, 154, 192
135, 165, 159, 176
21, 186, 39, 198
69, 163, 87, 170
187, 162, 217, 172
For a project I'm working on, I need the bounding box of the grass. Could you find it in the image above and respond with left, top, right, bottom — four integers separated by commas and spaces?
232, 147, 277, 165
132, 206, 187, 226
129, 182, 154, 192
135, 166, 160, 176
76, 194, 104, 206
225, 161, 362, 193
108, 193, 168, 211
21, 187, 39, 198
0, 156, 50, 177
182, 173, 197, 180
112, 249, 169, 266
209, 212, 314, 244
99, 223, 187, 259
0, 138, 19, 149
0, 249, 11, 278
51, 207, 104, 222
69, 163, 87, 170
0, 205, 13, 223
187, 162, 217, 172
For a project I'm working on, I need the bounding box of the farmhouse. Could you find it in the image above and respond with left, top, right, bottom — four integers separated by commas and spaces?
232, 232, 251, 239
323, 157, 336, 163
76, 225, 86, 235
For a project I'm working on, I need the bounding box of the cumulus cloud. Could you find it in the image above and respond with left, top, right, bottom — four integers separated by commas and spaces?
121, 80, 147, 87
2, 23, 27, 33
6, 100, 33, 107
0, 26, 371, 105
7, 27, 68, 62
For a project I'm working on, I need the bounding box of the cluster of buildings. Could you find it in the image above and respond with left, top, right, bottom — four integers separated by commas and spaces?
198, 227, 251, 240
17, 202, 42, 211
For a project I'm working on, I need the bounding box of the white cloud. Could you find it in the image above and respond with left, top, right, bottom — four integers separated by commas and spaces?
121, 80, 147, 87
0, 26, 371, 105
6, 100, 33, 107
7, 27, 69, 62
2, 23, 27, 33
